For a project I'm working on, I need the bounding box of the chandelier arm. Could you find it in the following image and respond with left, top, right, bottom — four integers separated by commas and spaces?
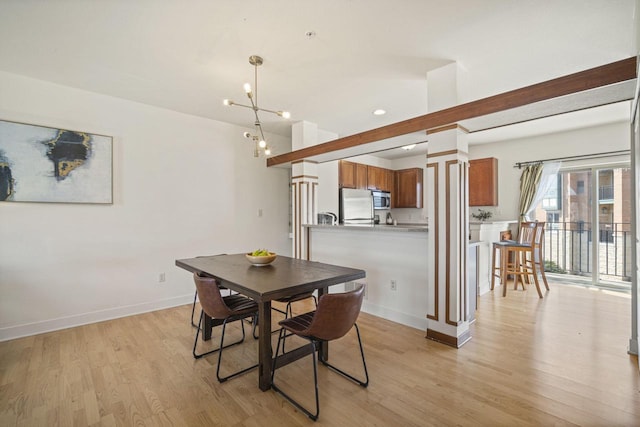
256, 107, 282, 116
228, 102, 255, 110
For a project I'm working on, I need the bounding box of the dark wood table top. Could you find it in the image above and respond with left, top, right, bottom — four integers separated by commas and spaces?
175, 253, 366, 301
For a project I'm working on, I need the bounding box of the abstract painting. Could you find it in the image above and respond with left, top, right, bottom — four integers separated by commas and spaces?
0, 119, 112, 204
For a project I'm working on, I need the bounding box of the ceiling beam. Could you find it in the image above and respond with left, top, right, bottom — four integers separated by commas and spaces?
267, 57, 637, 167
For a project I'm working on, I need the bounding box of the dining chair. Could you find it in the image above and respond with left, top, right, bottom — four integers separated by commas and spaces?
273, 292, 318, 321
192, 272, 259, 382
190, 254, 229, 328
272, 292, 318, 351
491, 222, 548, 298
270, 285, 369, 421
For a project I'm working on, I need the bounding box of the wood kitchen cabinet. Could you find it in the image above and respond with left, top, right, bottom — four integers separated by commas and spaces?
394, 168, 423, 208
339, 160, 368, 189
367, 165, 393, 192
469, 157, 498, 206
355, 163, 368, 189
339, 160, 356, 188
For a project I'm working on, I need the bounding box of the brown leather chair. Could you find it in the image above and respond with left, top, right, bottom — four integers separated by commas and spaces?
272, 292, 318, 352
192, 273, 259, 382
273, 292, 317, 320
190, 254, 229, 328
270, 285, 369, 421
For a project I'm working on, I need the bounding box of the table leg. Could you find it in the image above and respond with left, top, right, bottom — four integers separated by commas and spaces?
258, 301, 272, 391
316, 287, 329, 361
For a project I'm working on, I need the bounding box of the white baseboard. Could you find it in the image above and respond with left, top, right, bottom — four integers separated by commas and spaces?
361, 302, 427, 331
0, 294, 193, 342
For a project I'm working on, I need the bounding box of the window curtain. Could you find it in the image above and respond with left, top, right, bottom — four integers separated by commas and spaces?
524, 161, 561, 220
518, 162, 562, 221
518, 163, 543, 221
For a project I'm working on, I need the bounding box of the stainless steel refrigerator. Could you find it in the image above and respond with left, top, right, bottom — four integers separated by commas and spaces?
339, 188, 374, 225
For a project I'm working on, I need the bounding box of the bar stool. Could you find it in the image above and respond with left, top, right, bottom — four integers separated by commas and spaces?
491, 222, 547, 298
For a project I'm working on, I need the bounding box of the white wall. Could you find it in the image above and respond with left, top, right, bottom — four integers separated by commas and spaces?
0, 71, 292, 340
309, 227, 429, 330
468, 122, 631, 221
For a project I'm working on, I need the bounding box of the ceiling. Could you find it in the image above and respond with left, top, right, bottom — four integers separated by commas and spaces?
0, 1, 636, 159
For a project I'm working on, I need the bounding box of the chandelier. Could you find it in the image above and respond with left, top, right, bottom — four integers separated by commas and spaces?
223, 55, 290, 157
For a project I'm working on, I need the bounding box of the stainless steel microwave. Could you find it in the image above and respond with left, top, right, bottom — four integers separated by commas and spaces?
372, 190, 391, 210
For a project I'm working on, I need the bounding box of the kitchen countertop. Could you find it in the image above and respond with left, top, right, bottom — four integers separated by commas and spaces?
304, 223, 428, 232
469, 220, 518, 225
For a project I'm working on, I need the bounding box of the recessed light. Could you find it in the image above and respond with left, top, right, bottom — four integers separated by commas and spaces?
373, 109, 386, 116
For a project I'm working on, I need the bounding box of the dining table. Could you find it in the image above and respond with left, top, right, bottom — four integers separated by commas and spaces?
175, 253, 366, 391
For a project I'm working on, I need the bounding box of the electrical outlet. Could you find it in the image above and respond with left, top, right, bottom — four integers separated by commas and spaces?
390, 280, 397, 291
159, 272, 166, 283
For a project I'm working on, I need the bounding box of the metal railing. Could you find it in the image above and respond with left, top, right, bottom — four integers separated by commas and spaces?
543, 221, 631, 281
598, 185, 614, 200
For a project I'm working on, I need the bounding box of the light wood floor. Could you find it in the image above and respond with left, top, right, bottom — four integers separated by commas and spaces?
1, 282, 639, 426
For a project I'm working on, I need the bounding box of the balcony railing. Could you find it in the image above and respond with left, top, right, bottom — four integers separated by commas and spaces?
543, 221, 631, 281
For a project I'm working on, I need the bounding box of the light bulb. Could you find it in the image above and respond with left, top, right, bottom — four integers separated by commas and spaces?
279, 111, 291, 119
223, 99, 231, 106
265, 147, 271, 155
243, 132, 251, 139
258, 140, 267, 148
243, 83, 252, 94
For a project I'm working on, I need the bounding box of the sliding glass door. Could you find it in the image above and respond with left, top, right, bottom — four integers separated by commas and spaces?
534, 165, 632, 289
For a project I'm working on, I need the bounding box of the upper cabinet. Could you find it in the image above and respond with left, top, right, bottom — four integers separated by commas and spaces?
469, 157, 498, 206
340, 160, 393, 191
340, 160, 421, 208
339, 160, 368, 190
394, 168, 423, 208
356, 163, 368, 190
367, 165, 393, 192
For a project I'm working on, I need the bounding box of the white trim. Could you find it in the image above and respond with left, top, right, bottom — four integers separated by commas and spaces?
361, 301, 427, 331
0, 294, 193, 342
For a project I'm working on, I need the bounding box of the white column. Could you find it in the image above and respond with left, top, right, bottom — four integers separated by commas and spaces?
291, 121, 319, 259
424, 63, 472, 347
426, 128, 471, 347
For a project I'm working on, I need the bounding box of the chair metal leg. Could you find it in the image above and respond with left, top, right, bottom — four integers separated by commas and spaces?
318, 323, 369, 387
271, 323, 368, 422
191, 291, 199, 328
270, 328, 320, 421
216, 314, 259, 383
192, 310, 247, 359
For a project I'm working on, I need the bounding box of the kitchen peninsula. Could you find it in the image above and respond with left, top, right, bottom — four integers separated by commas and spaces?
304, 223, 429, 330
469, 220, 518, 295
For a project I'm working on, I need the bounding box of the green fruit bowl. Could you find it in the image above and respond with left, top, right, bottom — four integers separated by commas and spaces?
245, 252, 277, 266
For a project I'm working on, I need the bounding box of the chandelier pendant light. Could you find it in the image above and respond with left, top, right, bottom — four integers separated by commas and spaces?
223, 55, 290, 157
